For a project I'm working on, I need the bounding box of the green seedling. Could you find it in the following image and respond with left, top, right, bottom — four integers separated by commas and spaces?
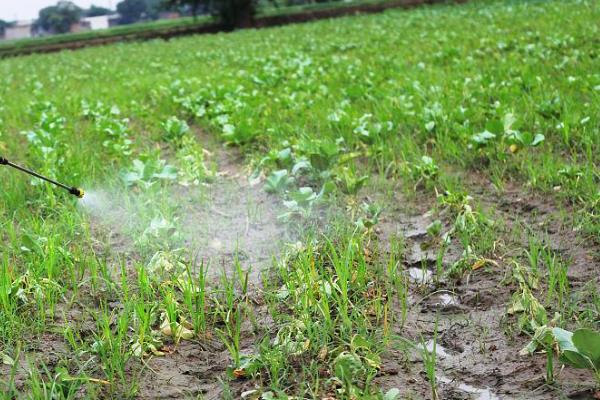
522, 324, 600, 386
355, 202, 382, 232
335, 166, 369, 195
411, 156, 439, 188
420, 324, 439, 400
162, 116, 190, 144
264, 169, 294, 194
279, 182, 335, 219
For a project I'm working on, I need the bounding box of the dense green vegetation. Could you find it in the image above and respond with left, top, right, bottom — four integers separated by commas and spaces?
0, 0, 598, 398
0, 0, 389, 56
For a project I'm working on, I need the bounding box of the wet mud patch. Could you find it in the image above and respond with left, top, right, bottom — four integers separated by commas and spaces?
365, 175, 598, 399
0, 332, 73, 394
466, 174, 599, 288
136, 340, 229, 399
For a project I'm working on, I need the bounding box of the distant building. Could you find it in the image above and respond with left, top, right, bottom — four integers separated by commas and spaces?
82, 14, 119, 30
158, 12, 181, 20
4, 21, 34, 40
70, 21, 91, 33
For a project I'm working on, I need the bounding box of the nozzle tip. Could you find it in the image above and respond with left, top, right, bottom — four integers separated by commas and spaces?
70, 187, 85, 198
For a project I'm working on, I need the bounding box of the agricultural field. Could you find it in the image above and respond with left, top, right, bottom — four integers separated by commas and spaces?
0, 0, 598, 398
0, 0, 391, 58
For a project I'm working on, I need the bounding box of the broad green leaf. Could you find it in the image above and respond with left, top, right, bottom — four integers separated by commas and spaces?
560, 350, 594, 370
153, 165, 178, 180
485, 119, 503, 134
572, 329, 600, 367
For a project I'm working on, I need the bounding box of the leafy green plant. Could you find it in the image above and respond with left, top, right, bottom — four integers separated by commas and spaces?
471, 113, 544, 153
522, 324, 600, 385
333, 351, 364, 396
411, 156, 438, 187
121, 156, 178, 189
355, 202, 382, 232
137, 216, 181, 250
335, 166, 369, 195
176, 135, 215, 185
279, 182, 335, 219
295, 137, 341, 177
264, 169, 294, 194
162, 116, 190, 144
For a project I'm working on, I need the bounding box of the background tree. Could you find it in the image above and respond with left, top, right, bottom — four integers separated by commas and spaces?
163, 0, 257, 29
0, 20, 10, 37
214, 0, 256, 29
116, 0, 148, 24
85, 5, 113, 17
145, 0, 164, 20
37, 1, 82, 34
163, 0, 203, 19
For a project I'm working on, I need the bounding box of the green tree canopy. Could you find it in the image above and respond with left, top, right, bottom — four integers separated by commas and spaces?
85, 5, 113, 17
37, 1, 82, 34
0, 20, 10, 37
163, 0, 257, 29
116, 0, 148, 24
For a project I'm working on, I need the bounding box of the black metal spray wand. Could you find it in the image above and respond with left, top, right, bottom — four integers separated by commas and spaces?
0, 156, 84, 198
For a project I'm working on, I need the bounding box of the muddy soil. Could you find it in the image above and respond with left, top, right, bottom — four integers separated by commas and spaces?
4, 151, 597, 399
369, 175, 599, 400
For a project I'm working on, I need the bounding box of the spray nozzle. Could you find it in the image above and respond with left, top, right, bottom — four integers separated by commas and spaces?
69, 187, 85, 198
1, 156, 84, 199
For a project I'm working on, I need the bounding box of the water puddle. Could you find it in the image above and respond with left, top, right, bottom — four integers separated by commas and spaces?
408, 267, 433, 284
438, 375, 499, 400
418, 340, 451, 359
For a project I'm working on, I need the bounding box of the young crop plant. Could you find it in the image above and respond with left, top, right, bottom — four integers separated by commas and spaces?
161, 116, 190, 144
522, 325, 600, 386
410, 156, 439, 189
264, 234, 393, 396
175, 136, 216, 186
81, 100, 133, 157
121, 154, 178, 189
